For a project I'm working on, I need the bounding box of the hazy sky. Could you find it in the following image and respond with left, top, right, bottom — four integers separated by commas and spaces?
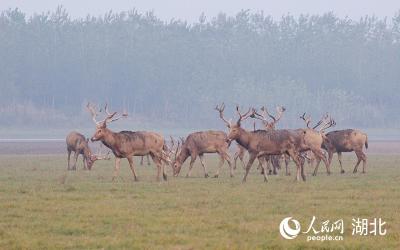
1, 0, 399, 21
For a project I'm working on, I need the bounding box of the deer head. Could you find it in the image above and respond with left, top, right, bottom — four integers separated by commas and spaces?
216, 103, 253, 141
170, 137, 183, 176
252, 105, 285, 130
87, 102, 127, 142
86, 143, 111, 170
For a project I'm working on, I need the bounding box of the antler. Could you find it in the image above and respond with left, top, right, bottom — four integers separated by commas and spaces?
266, 106, 285, 123
94, 144, 111, 160
215, 103, 231, 127
87, 102, 100, 125
104, 103, 128, 123
252, 105, 285, 130
235, 105, 253, 125
318, 114, 336, 133
252, 106, 268, 122
300, 112, 312, 128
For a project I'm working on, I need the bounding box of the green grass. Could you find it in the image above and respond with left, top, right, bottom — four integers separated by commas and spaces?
0, 154, 399, 249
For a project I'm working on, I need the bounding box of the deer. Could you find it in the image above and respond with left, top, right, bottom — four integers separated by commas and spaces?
251, 105, 287, 175
216, 103, 305, 182
298, 113, 336, 176
87, 103, 170, 182
66, 131, 110, 170
316, 129, 368, 174
233, 121, 257, 170
172, 130, 233, 178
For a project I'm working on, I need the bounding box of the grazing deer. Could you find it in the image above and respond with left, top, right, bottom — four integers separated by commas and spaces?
87, 103, 170, 181
172, 130, 233, 178
216, 103, 305, 182
318, 129, 368, 174
66, 131, 109, 170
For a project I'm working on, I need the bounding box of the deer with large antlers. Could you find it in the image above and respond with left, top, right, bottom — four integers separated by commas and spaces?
251, 105, 287, 175
66, 131, 110, 170
216, 103, 305, 182
317, 129, 368, 174
87, 103, 170, 181
172, 129, 233, 178
297, 113, 336, 176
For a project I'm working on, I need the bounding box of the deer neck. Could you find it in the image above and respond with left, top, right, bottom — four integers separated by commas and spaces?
83, 146, 92, 159
101, 128, 118, 149
177, 147, 190, 164
235, 128, 251, 149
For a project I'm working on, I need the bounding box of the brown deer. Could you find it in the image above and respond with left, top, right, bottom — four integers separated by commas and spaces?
317, 129, 368, 174
87, 103, 170, 181
252, 105, 286, 175
172, 130, 233, 178
216, 104, 305, 182
66, 131, 109, 170
298, 113, 335, 176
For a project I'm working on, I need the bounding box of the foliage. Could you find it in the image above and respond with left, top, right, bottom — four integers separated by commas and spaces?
0, 7, 399, 128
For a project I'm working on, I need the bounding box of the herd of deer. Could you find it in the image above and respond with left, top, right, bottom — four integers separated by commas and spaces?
66, 102, 368, 183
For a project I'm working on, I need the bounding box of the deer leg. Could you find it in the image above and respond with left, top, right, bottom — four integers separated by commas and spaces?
240, 154, 246, 170
288, 150, 304, 182
284, 154, 290, 176
199, 154, 209, 178
267, 157, 273, 175
337, 152, 345, 174
272, 156, 278, 175
225, 153, 233, 178
313, 157, 321, 176
258, 156, 269, 182
353, 151, 365, 174
147, 155, 151, 166
242, 152, 257, 183
67, 150, 71, 170
328, 151, 334, 166
72, 151, 79, 170
234, 153, 239, 170
186, 155, 197, 177
112, 158, 121, 181
361, 151, 367, 173
140, 156, 144, 166
256, 156, 264, 174
150, 153, 166, 181
316, 149, 330, 175
219, 151, 233, 178
83, 156, 87, 170
214, 153, 226, 178
159, 154, 168, 181
127, 156, 138, 181
301, 157, 306, 181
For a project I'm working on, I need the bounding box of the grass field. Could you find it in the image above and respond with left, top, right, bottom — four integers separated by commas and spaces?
0, 154, 399, 249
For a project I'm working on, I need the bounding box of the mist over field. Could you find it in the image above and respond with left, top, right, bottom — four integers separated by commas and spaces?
0, 7, 399, 137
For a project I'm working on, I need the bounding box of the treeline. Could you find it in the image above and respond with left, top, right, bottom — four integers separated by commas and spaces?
0, 7, 399, 129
